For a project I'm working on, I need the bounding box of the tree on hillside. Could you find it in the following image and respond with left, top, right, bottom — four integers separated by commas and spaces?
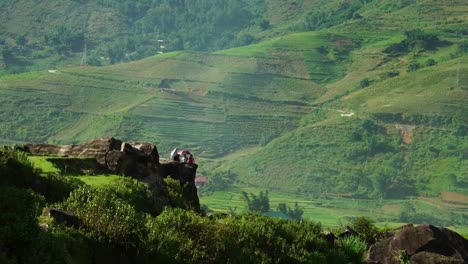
278, 202, 304, 221
384, 29, 445, 55
242, 190, 269, 213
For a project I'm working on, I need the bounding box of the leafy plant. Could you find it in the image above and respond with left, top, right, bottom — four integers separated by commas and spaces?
242, 190, 270, 213
425, 58, 437, 67
336, 235, 367, 263
396, 249, 410, 264
60, 187, 146, 247
384, 29, 444, 55
349, 216, 379, 243
278, 202, 304, 221
164, 177, 194, 210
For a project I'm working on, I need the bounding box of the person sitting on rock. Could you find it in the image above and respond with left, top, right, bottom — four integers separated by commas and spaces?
188, 154, 194, 165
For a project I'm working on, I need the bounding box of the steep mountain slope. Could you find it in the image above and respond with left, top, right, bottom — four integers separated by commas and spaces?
0, 0, 467, 200
223, 59, 467, 197
218, 0, 468, 197
0, 32, 346, 156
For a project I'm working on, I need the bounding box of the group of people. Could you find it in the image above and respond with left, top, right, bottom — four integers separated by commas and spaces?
170, 148, 195, 165
173, 152, 194, 164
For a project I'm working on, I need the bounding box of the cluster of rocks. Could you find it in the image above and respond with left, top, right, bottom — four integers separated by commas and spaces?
324, 224, 467, 263
25, 137, 200, 213
367, 224, 467, 264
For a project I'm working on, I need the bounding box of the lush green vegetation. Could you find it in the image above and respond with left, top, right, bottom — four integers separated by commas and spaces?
0, 0, 282, 73
200, 185, 468, 236
0, 0, 467, 246
1, 148, 375, 263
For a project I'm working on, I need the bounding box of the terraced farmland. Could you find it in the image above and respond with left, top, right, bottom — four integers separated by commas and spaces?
0, 33, 345, 156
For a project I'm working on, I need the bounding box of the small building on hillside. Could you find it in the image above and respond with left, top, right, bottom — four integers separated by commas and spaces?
195, 175, 207, 189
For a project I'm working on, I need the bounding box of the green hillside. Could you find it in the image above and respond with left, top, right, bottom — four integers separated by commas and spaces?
0, 0, 362, 74
0, 0, 467, 215
0, 44, 331, 156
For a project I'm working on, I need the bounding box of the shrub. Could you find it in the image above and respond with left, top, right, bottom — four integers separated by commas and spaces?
60, 187, 146, 248
425, 58, 436, 66
164, 177, 194, 210
107, 178, 155, 214
35, 173, 84, 203
242, 190, 270, 213
147, 209, 328, 263
381, 70, 400, 79
407, 62, 420, 72
146, 208, 220, 263
278, 202, 304, 221
384, 29, 443, 55
349, 216, 379, 243
336, 235, 367, 263
0, 148, 82, 203
359, 78, 371, 88
0, 186, 46, 263
0, 147, 36, 187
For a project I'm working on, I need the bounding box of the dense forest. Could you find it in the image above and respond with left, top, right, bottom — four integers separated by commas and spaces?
0, 0, 421, 72
0, 0, 272, 72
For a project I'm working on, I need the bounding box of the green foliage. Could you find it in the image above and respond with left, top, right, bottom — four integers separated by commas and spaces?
148, 209, 332, 263
425, 58, 437, 67
35, 173, 84, 203
202, 168, 235, 193
60, 187, 146, 247
398, 201, 468, 226
384, 29, 444, 55
349, 216, 379, 243
278, 202, 304, 221
164, 177, 194, 210
0, 187, 44, 253
0, 186, 68, 264
0, 0, 273, 70
146, 208, 219, 262
381, 70, 400, 79
398, 202, 416, 222
335, 236, 367, 264
396, 249, 410, 264
45, 25, 84, 54
0, 147, 36, 186
304, 0, 371, 31
407, 62, 420, 72
242, 190, 270, 213
0, 148, 84, 203
106, 178, 155, 214
359, 78, 372, 88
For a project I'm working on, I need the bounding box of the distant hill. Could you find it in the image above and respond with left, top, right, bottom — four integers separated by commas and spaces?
0, 0, 356, 74
0, 0, 466, 198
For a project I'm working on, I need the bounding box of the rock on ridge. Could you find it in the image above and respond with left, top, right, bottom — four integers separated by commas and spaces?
24, 137, 200, 213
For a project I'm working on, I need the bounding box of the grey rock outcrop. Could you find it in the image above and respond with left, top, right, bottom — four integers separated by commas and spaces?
367, 224, 468, 264
25, 137, 200, 213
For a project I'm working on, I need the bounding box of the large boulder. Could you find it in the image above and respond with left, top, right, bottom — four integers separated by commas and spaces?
367, 224, 468, 264
45, 208, 80, 228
